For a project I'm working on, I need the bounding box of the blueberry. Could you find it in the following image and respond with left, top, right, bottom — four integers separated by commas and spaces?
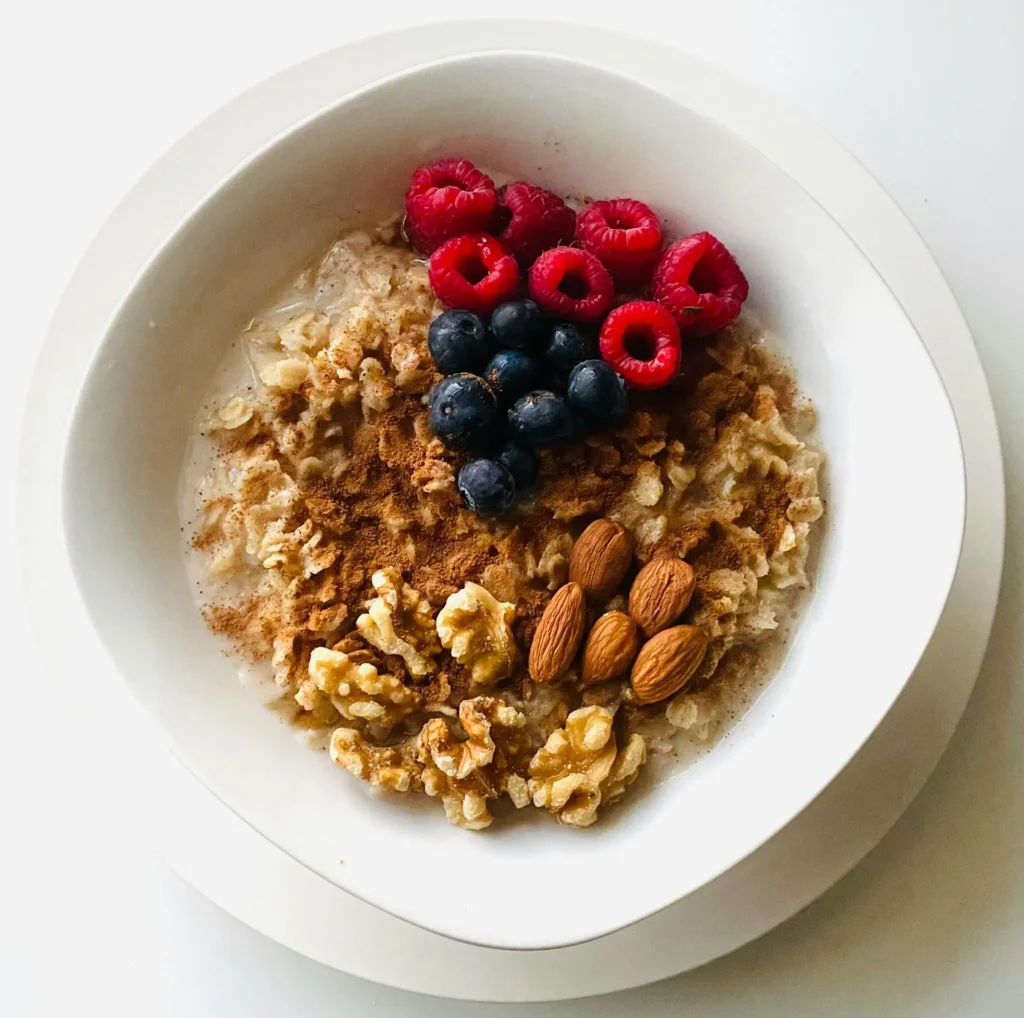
497, 442, 538, 490
508, 390, 575, 447
427, 310, 491, 374
427, 373, 498, 451
457, 459, 517, 517
490, 300, 545, 351
484, 349, 540, 404
567, 360, 629, 425
544, 322, 599, 377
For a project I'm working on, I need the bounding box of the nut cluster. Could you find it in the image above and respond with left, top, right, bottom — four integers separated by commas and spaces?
528, 518, 708, 704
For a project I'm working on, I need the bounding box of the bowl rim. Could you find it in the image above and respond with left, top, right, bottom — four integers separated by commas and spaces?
54, 47, 967, 950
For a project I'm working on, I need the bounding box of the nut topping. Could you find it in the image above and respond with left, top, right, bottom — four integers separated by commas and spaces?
529, 582, 586, 684
581, 611, 639, 685
628, 556, 696, 637
569, 519, 633, 601
436, 581, 517, 685
631, 625, 708, 704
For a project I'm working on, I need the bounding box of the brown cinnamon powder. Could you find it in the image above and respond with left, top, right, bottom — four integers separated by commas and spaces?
201, 330, 808, 708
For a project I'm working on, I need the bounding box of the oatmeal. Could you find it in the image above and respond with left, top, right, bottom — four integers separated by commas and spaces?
185, 161, 824, 830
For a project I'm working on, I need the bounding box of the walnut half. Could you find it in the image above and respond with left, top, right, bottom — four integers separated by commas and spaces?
296, 646, 420, 729
436, 582, 517, 685
528, 706, 647, 827
417, 696, 528, 830
330, 728, 423, 793
356, 568, 440, 677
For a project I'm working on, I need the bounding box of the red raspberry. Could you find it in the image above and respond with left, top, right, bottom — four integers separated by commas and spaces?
528, 247, 614, 323
576, 199, 663, 289
492, 182, 576, 265
652, 232, 749, 336
405, 158, 497, 254
599, 301, 681, 390
428, 233, 520, 315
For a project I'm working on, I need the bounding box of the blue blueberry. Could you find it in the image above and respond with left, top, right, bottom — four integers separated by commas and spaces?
567, 360, 629, 425
427, 373, 498, 451
507, 390, 575, 447
544, 322, 598, 379
497, 442, 538, 490
427, 310, 491, 374
457, 459, 517, 517
484, 349, 540, 404
490, 300, 546, 351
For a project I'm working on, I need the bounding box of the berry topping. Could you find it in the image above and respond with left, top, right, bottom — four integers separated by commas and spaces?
576, 198, 663, 289
497, 442, 538, 490
457, 459, 517, 517
427, 310, 491, 375
652, 232, 749, 336
427, 373, 499, 451
428, 233, 520, 316
404, 158, 496, 254
543, 321, 599, 382
599, 300, 681, 390
490, 299, 546, 351
528, 247, 614, 323
508, 390, 575, 447
484, 349, 539, 404
567, 360, 629, 424
492, 182, 577, 265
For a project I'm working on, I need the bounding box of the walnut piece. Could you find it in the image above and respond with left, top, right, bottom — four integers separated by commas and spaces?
296, 646, 420, 727
602, 733, 647, 802
356, 569, 440, 677
330, 728, 422, 792
417, 696, 528, 830
436, 582, 517, 685
529, 705, 633, 827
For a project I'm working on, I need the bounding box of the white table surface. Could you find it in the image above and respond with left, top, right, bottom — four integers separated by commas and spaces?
3, 1, 1022, 1015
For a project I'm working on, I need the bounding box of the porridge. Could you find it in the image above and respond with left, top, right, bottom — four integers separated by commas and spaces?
185, 159, 824, 830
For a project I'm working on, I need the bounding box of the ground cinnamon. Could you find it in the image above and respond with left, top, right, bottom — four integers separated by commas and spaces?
202, 329, 805, 705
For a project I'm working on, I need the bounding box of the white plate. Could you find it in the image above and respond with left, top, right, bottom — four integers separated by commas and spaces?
19, 20, 1003, 999
57, 48, 963, 949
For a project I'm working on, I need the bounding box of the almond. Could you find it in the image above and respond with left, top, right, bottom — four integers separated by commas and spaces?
569, 519, 633, 601
628, 557, 696, 637
529, 582, 587, 684
581, 611, 640, 685
631, 625, 708, 704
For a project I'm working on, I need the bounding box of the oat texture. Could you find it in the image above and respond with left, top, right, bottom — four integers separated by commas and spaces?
188, 220, 824, 829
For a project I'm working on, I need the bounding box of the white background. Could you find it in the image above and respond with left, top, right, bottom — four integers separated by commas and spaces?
2, 1, 1022, 1015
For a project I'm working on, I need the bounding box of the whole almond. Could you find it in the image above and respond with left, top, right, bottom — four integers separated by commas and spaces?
631, 625, 708, 704
529, 582, 587, 684
628, 557, 696, 637
581, 611, 640, 685
569, 519, 633, 601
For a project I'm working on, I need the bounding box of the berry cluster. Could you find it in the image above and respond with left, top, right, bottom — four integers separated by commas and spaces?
405, 157, 751, 515
426, 301, 627, 516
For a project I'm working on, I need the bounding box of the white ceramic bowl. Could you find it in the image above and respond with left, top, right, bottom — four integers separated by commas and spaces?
62, 52, 965, 950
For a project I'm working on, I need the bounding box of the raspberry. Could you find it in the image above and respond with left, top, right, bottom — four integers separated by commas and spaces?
428, 233, 520, 315
492, 182, 576, 265
404, 158, 497, 254
652, 232, 749, 336
576, 199, 663, 289
528, 247, 614, 323
599, 300, 681, 390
